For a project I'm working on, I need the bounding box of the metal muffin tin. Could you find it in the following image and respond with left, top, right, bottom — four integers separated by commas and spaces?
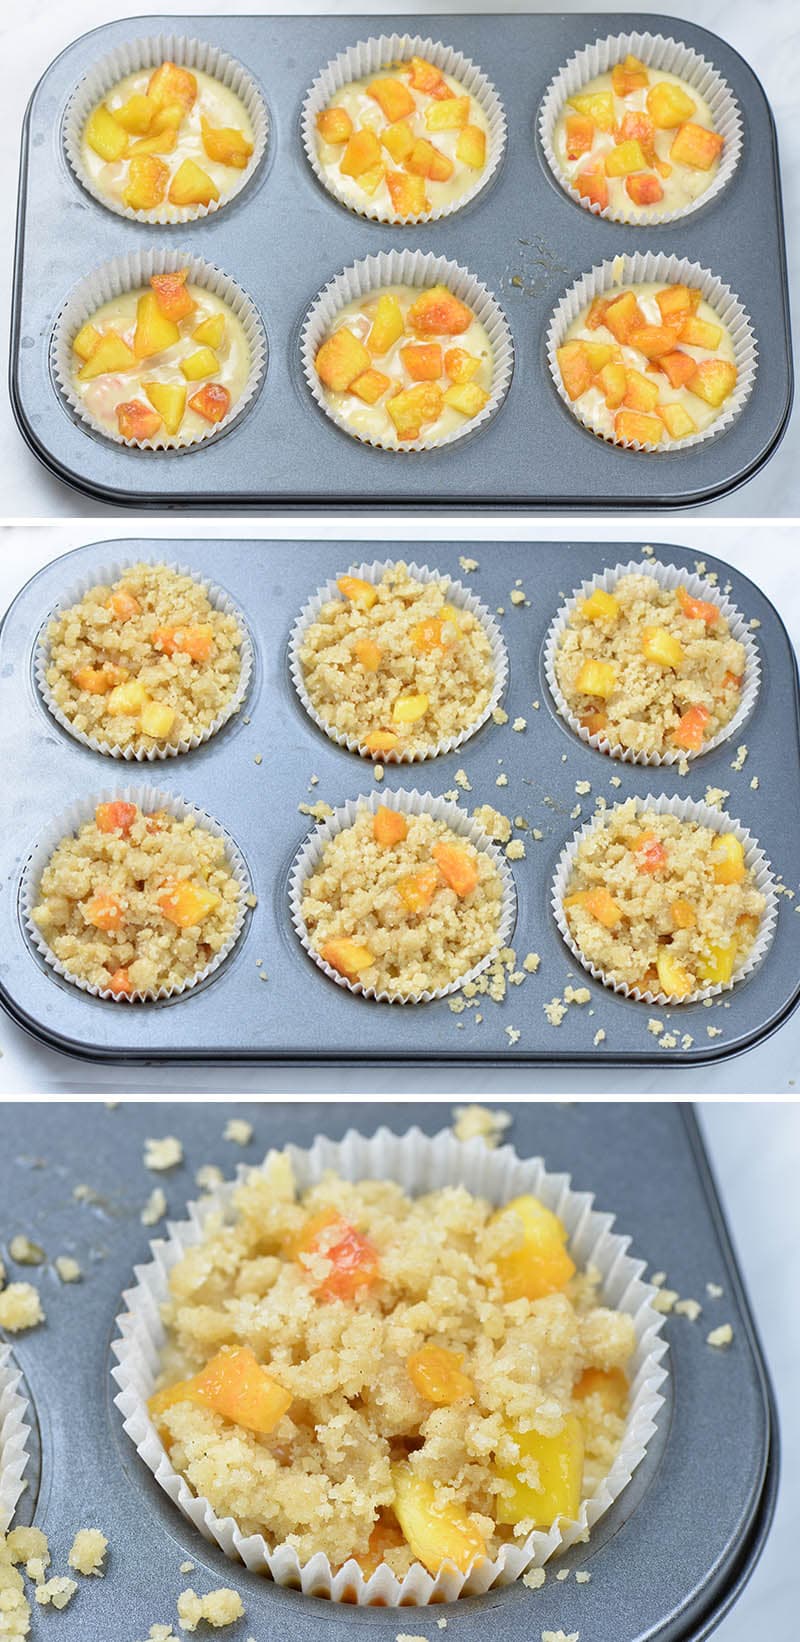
10, 12, 793, 510
1, 537, 798, 1066
0, 1101, 779, 1641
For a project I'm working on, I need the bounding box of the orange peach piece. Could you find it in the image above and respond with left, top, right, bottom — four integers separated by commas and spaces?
586, 296, 613, 330
568, 91, 615, 132
297, 1212, 381, 1302
152, 623, 213, 661
316, 327, 372, 392
670, 122, 724, 170
604, 291, 647, 343
200, 116, 254, 169
625, 172, 663, 206
615, 409, 664, 445
340, 128, 383, 178
405, 137, 453, 182
373, 806, 408, 846
557, 341, 593, 402
489, 1195, 575, 1305
126, 129, 178, 158
392, 691, 429, 724
658, 351, 697, 390
671, 898, 697, 930
116, 400, 162, 441
444, 347, 481, 383
456, 124, 486, 168
634, 830, 668, 873
85, 891, 124, 933
397, 867, 440, 914
407, 285, 472, 336
646, 80, 696, 129
407, 1345, 473, 1405
95, 800, 138, 835
611, 54, 650, 96
565, 113, 595, 160
147, 62, 198, 112
432, 840, 478, 897
629, 324, 682, 360
407, 56, 450, 99
363, 730, 399, 755
168, 159, 219, 207
617, 111, 656, 161
349, 368, 391, 404
623, 369, 661, 413
573, 1366, 629, 1415
401, 342, 442, 381
386, 382, 444, 439
337, 576, 378, 610
123, 154, 170, 211
150, 268, 196, 321
679, 315, 723, 350
157, 878, 220, 928
711, 833, 745, 885
316, 105, 353, 145
149, 1345, 291, 1435
107, 587, 141, 620
368, 76, 415, 122
676, 585, 720, 625
575, 161, 608, 210
687, 359, 737, 408
656, 285, 702, 322
108, 967, 133, 996
188, 383, 231, 423
353, 637, 382, 670
671, 703, 711, 750
564, 887, 622, 929
72, 664, 127, 693
320, 938, 375, 976
386, 169, 429, 215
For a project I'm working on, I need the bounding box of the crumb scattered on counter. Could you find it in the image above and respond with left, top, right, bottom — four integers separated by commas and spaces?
141, 1188, 167, 1227
180, 1563, 195, 1576
505, 838, 526, 860
505, 1025, 521, 1045
68, 1530, 107, 1577
523, 952, 540, 973
0, 1282, 44, 1333
452, 1105, 512, 1147
472, 804, 511, 843
144, 1137, 183, 1172
496, 773, 508, 787
510, 588, 527, 606
223, 1119, 253, 1146
593, 1029, 606, 1046
542, 1631, 579, 1642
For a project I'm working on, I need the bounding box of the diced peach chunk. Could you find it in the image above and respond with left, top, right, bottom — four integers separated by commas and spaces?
634, 830, 668, 874
565, 113, 595, 160
353, 636, 382, 671
656, 949, 695, 998
373, 806, 408, 846
133, 291, 180, 359
108, 680, 148, 716
670, 122, 724, 170
349, 368, 391, 405
188, 384, 231, 423
340, 128, 382, 178
405, 137, 453, 182
109, 968, 132, 996
586, 296, 613, 330
646, 81, 697, 129
140, 701, 176, 739
392, 691, 429, 724
624, 369, 660, 412
680, 315, 723, 350
687, 359, 737, 408
580, 709, 607, 735
150, 268, 197, 322
363, 730, 399, 755
599, 362, 627, 408
114, 93, 157, 134
444, 347, 481, 384
641, 625, 684, 669
711, 833, 745, 885
108, 587, 141, 620
443, 382, 489, 418
397, 867, 439, 914
149, 1345, 291, 1435
407, 1345, 473, 1405
614, 409, 664, 445
408, 285, 472, 336
656, 285, 702, 323
611, 54, 650, 96
658, 350, 697, 390
191, 313, 226, 350
432, 840, 478, 898
168, 159, 219, 207
368, 77, 415, 122
126, 129, 178, 158
317, 327, 372, 393
696, 942, 737, 985
659, 402, 697, 440
671, 703, 711, 750
316, 105, 353, 145
85, 891, 124, 933
568, 91, 615, 133
676, 585, 720, 625
407, 56, 450, 99
629, 324, 682, 360
496, 1415, 584, 1528
367, 292, 405, 355
76, 331, 136, 381
573, 1367, 628, 1416
320, 938, 375, 976
425, 95, 470, 131
575, 161, 609, 210
605, 138, 648, 177
574, 659, 616, 697
85, 104, 128, 161
146, 62, 197, 112
294, 1210, 381, 1301
392, 1466, 485, 1576
401, 342, 442, 381
338, 575, 378, 610
356, 1520, 406, 1580
157, 878, 221, 928
73, 322, 102, 363
671, 898, 697, 930
95, 800, 138, 835
152, 623, 214, 661
72, 663, 127, 693
152, 102, 186, 134
180, 346, 220, 382
387, 382, 443, 439
116, 400, 162, 441
626, 172, 664, 206
564, 887, 623, 929
123, 154, 170, 211
200, 116, 254, 169
355, 161, 385, 196
604, 291, 647, 343
381, 119, 415, 164
386, 169, 429, 215
581, 589, 620, 622
489, 1195, 575, 1303
557, 340, 593, 401
456, 124, 486, 168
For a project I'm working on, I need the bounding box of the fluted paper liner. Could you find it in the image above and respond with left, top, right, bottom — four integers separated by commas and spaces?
552, 792, 778, 1005
35, 556, 254, 762
289, 788, 517, 1003
51, 247, 267, 452
289, 558, 508, 763
20, 785, 250, 1003
111, 1124, 669, 1604
64, 34, 268, 225
547, 250, 757, 453
301, 247, 514, 453
0, 1347, 31, 1536
543, 557, 760, 765
301, 33, 506, 225
539, 30, 742, 227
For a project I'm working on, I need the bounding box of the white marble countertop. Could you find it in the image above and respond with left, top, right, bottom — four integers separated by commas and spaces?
1, 0, 797, 516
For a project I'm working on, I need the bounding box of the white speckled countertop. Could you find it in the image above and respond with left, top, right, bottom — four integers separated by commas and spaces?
1, 0, 797, 515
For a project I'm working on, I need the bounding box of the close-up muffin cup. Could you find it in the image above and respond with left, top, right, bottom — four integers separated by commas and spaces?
288, 558, 508, 762
50, 247, 267, 452
21, 786, 250, 1004
301, 247, 514, 453
0, 1347, 31, 1535
547, 250, 757, 454
552, 793, 778, 1006
289, 789, 517, 1004
111, 1124, 669, 1605
63, 34, 269, 225
301, 32, 506, 226
543, 557, 760, 765
539, 30, 742, 227
35, 558, 254, 762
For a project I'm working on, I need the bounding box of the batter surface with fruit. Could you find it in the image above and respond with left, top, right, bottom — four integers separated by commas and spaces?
43, 562, 246, 753
554, 571, 746, 758
562, 802, 766, 999
553, 54, 725, 221
81, 58, 256, 217
147, 1148, 635, 1578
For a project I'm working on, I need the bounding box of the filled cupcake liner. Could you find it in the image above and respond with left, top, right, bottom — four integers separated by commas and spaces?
543, 557, 760, 766
34, 556, 254, 762
51, 247, 267, 452
552, 792, 778, 1006
546, 250, 757, 454
0, 1347, 31, 1536
301, 32, 507, 226
20, 784, 251, 1004
111, 1123, 669, 1605
289, 788, 517, 1004
288, 558, 509, 763
539, 30, 742, 227
63, 34, 269, 225
301, 247, 514, 453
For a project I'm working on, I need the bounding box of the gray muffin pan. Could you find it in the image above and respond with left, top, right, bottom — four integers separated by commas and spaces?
10, 12, 793, 509
1, 537, 799, 1066
0, 1101, 779, 1641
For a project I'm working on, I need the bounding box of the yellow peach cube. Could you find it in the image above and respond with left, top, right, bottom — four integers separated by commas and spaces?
72, 322, 101, 363
123, 154, 169, 211
425, 96, 470, 131
200, 116, 254, 169
317, 329, 372, 392
168, 159, 220, 207
144, 381, 186, 436
108, 680, 149, 716
114, 94, 157, 134
133, 292, 180, 360
696, 942, 736, 985
349, 368, 391, 405
574, 659, 616, 697
646, 81, 697, 129
567, 91, 615, 132
489, 1195, 575, 1303
85, 104, 128, 162
641, 626, 684, 668
456, 125, 486, 169
180, 347, 220, 382
392, 692, 429, 724
158, 879, 221, 929
367, 293, 405, 356
381, 120, 415, 164
580, 589, 620, 622
320, 938, 374, 977
391, 1466, 485, 1577
496, 1415, 584, 1528
192, 313, 226, 349
337, 575, 377, 609
77, 332, 136, 380
711, 833, 745, 885
656, 949, 695, 998
139, 701, 176, 739
443, 382, 490, 418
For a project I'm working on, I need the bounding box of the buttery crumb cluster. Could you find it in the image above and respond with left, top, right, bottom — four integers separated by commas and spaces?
298, 564, 496, 757
554, 572, 746, 758
148, 1150, 636, 1576
300, 806, 505, 997
43, 562, 245, 752
562, 803, 766, 999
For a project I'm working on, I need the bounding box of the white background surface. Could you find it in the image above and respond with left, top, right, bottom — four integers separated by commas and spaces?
1, 517, 798, 1097
0, 0, 798, 516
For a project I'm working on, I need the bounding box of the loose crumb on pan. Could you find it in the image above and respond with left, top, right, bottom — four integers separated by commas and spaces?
176, 1587, 245, 1630
35, 1576, 78, 1609
523, 1567, 546, 1590
223, 1119, 253, 1146
674, 1298, 702, 1322
68, 1529, 108, 1576
707, 1324, 734, 1349
9, 1236, 45, 1266
0, 1282, 45, 1333
55, 1255, 82, 1283
452, 1105, 512, 1147
542, 1631, 579, 1642
706, 1282, 724, 1299
196, 1166, 225, 1193
180, 1562, 195, 1576
142, 1187, 168, 1226
575, 1571, 591, 1583
6, 1528, 49, 1568
145, 1137, 184, 1172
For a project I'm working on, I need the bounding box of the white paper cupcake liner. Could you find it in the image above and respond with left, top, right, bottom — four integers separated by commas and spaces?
64, 34, 269, 225
543, 557, 760, 766
301, 33, 506, 226
20, 785, 251, 1004
289, 788, 517, 1004
552, 792, 778, 1006
301, 247, 514, 453
539, 30, 742, 227
34, 557, 254, 762
51, 247, 267, 452
0, 1347, 31, 1536
111, 1123, 669, 1605
288, 558, 508, 763
546, 250, 757, 453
